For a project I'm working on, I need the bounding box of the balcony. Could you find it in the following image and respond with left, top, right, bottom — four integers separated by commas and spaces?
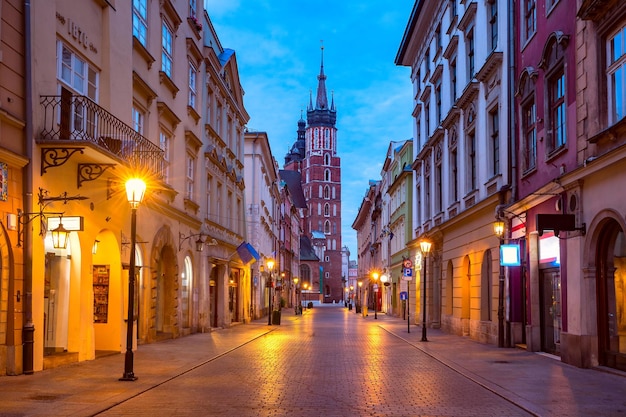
38, 94, 164, 186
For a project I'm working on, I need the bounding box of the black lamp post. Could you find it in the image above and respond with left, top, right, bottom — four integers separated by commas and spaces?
358, 281, 363, 314
120, 177, 146, 381
267, 259, 275, 325
494, 219, 506, 348
372, 271, 379, 319
420, 239, 432, 342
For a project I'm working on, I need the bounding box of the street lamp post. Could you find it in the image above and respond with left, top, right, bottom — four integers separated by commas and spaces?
267, 259, 275, 325
371, 271, 379, 319
419, 239, 432, 342
293, 277, 299, 315
494, 219, 506, 348
357, 281, 363, 314
120, 177, 146, 381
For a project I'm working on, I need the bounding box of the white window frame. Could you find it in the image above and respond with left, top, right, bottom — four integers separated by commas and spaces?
161, 21, 173, 77
133, 0, 148, 46
608, 24, 626, 124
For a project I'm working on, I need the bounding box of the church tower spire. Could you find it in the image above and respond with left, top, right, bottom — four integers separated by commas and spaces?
316, 44, 329, 110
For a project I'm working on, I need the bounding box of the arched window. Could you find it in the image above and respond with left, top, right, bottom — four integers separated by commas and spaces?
324, 153, 330, 165
324, 203, 330, 216
324, 186, 330, 199
324, 220, 331, 234
325, 169, 331, 181
182, 256, 193, 328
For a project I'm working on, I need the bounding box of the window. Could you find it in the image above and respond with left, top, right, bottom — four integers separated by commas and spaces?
435, 148, 443, 213
324, 220, 330, 234
435, 78, 442, 125
57, 42, 98, 136
324, 169, 331, 182
436, 24, 442, 52
450, 147, 459, 202
216, 182, 222, 225
160, 132, 170, 183
161, 22, 173, 77
467, 27, 475, 80
186, 155, 194, 200
450, 0, 457, 20
608, 24, 626, 124
424, 170, 431, 219
188, 62, 197, 108
58, 42, 98, 99
467, 132, 476, 191
522, 99, 537, 172
133, 0, 148, 46
450, 58, 457, 103
324, 153, 330, 165
524, 0, 536, 42
488, 0, 498, 51
449, 128, 459, 202
489, 108, 500, 177
206, 174, 212, 220
132, 107, 144, 135
425, 100, 431, 138
548, 70, 566, 152
324, 185, 330, 199
324, 203, 330, 217
324, 129, 330, 149
425, 47, 431, 74
189, 0, 197, 18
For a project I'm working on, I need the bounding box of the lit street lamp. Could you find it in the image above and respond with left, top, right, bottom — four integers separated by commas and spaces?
420, 239, 432, 342
494, 219, 506, 348
293, 277, 300, 315
266, 258, 275, 325
371, 271, 379, 319
357, 281, 363, 314
120, 177, 146, 381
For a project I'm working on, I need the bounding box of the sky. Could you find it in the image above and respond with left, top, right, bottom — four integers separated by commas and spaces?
208, 1, 415, 260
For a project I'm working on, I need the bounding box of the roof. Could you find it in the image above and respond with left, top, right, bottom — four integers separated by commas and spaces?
278, 170, 307, 208
300, 236, 320, 261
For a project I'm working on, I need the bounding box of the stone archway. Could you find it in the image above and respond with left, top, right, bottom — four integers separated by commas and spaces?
149, 227, 178, 342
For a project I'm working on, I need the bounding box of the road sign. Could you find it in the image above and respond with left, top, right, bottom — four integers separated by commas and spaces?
403, 268, 412, 277
403, 259, 413, 269
400, 291, 408, 300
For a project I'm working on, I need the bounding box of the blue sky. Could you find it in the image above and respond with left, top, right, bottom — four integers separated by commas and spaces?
208, 1, 415, 259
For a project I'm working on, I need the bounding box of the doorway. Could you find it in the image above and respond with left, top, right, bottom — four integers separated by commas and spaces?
596, 220, 626, 371
539, 269, 561, 355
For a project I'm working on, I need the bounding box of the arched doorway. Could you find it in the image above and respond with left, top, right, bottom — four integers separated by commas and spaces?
596, 218, 626, 371
155, 245, 177, 340
462, 255, 471, 336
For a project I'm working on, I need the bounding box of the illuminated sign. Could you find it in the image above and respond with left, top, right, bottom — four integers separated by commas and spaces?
47, 216, 84, 231
500, 244, 521, 267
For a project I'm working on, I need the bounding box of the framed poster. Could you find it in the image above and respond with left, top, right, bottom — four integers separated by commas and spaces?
93, 265, 110, 323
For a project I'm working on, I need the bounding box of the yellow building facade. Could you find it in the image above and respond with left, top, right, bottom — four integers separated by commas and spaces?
0, 0, 250, 375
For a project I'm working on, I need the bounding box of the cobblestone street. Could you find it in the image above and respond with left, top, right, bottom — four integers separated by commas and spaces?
0, 305, 625, 416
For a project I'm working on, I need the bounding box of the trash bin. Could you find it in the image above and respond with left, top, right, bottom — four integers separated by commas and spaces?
362, 305, 368, 317
272, 310, 281, 325
307, 302, 313, 309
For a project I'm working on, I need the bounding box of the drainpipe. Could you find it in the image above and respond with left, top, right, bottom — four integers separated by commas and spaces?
23, 0, 35, 374
507, 0, 517, 348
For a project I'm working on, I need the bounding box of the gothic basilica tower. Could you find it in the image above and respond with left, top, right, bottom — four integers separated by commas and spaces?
284, 46, 343, 303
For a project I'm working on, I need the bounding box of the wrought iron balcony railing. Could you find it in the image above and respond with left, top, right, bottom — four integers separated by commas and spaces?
39, 94, 164, 178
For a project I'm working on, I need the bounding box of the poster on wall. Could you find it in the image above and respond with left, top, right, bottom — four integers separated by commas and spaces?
93, 265, 110, 323
0, 162, 7, 201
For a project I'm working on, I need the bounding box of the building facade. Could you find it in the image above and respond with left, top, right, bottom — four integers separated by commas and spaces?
0, 0, 28, 376
396, 0, 513, 345
2, 1, 250, 375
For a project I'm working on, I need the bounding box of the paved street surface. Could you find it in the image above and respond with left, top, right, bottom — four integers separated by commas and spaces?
0, 305, 624, 417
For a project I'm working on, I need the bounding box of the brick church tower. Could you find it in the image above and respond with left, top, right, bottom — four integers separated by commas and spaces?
284, 46, 343, 303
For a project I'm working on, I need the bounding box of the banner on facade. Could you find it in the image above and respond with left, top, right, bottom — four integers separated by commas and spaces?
236, 241, 260, 264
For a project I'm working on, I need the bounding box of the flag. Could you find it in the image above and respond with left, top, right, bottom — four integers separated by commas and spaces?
237, 241, 260, 264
